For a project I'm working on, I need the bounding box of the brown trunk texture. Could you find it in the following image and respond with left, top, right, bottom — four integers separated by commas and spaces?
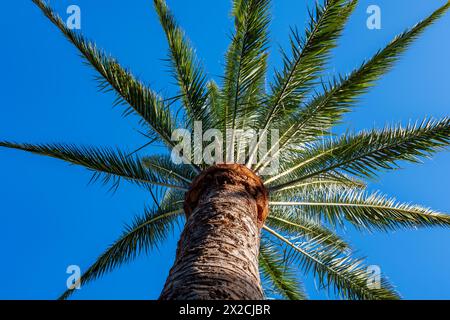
159, 164, 269, 300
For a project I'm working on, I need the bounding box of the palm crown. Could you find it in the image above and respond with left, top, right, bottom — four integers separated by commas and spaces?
2, 0, 450, 300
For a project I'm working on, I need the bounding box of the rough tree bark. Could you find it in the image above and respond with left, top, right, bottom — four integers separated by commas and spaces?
159, 164, 269, 300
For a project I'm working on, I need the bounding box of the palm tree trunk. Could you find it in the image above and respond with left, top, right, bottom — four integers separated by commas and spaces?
159, 164, 269, 300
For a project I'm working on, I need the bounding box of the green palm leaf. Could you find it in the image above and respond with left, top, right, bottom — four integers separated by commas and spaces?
266, 0, 356, 122
269, 118, 450, 190
259, 239, 307, 300
264, 225, 400, 300
270, 188, 450, 231
59, 189, 185, 300
153, 0, 209, 129
255, 1, 450, 172
31, 0, 202, 173
266, 206, 349, 252
271, 172, 366, 195
223, 0, 270, 122
247, 0, 357, 166
143, 154, 195, 185
222, 0, 270, 152
0, 142, 188, 191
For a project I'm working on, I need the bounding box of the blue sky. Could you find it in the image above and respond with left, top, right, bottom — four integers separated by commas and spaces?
0, 0, 449, 299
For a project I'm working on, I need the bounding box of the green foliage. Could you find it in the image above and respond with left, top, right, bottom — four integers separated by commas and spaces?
247, 0, 357, 166
59, 189, 185, 300
264, 226, 400, 300
1, 0, 449, 300
260, 0, 357, 128
143, 154, 196, 185
269, 118, 450, 191
271, 187, 450, 231
255, 1, 450, 171
0, 142, 188, 191
30, 0, 177, 149
153, 0, 209, 129
266, 206, 350, 252
259, 239, 307, 300
222, 0, 270, 133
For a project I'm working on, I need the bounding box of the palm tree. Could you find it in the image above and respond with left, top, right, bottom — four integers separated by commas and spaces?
2, 0, 450, 300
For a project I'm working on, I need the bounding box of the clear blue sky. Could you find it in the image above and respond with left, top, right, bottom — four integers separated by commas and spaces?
0, 0, 449, 299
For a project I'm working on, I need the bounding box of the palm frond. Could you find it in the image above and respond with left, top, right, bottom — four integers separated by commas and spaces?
247, 0, 357, 167
59, 189, 185, 300
0, 142, 188, 191
259, 239, 307, 300
266, 206, 350, 252
270, 188, 450, 231
143, 154, 195, 184
31, 0, 202, 172
263, 225, 400, 300
271, 171, 366, 196
266, 0, 356, 122
222, 0, 270, 149
153, 0, 209, 129
206, 80, 222, 126
262, 1, 450, 165
269, 118, 450, 190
